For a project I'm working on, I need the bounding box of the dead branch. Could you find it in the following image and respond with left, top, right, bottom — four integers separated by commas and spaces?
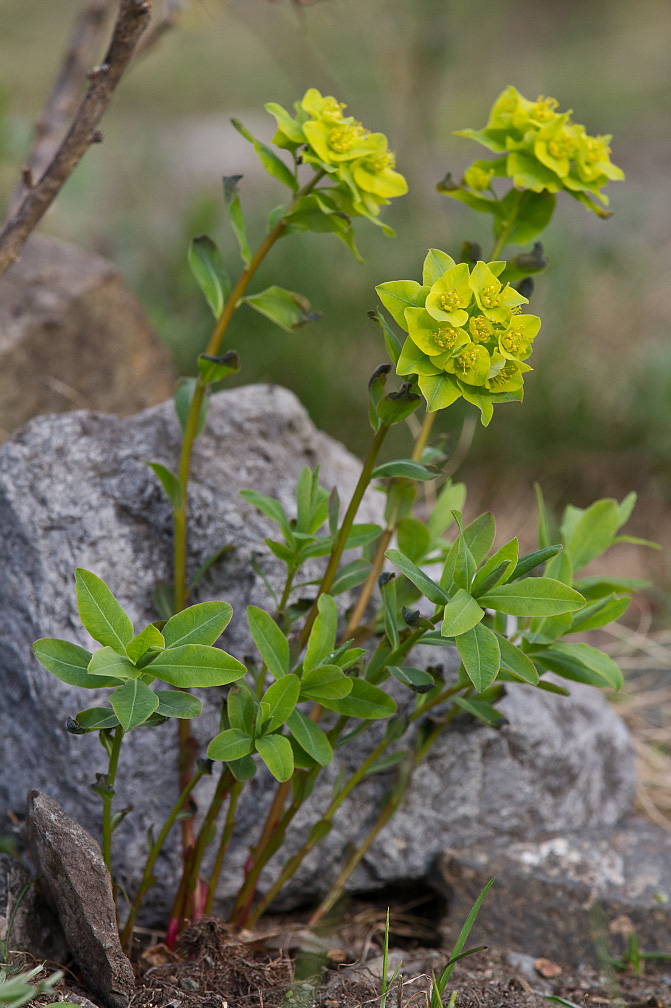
7, 0, 115, 216
0, 0, 151, 279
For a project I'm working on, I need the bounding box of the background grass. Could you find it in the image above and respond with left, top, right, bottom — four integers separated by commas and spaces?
2, 0, 671, 598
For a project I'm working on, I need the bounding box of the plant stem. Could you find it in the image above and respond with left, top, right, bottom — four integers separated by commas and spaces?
101, 725, 123, 878
120, 765, 206, 950
203, 780, 243, 916
184, 766, 235, 922
488, 188, 524, 261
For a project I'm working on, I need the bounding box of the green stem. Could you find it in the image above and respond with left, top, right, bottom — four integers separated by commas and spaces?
101, 726, 123, 878
183, 766, 235, 921
488, 187, 524, 261
203, 779, 243, 916
120, 765, 206, 949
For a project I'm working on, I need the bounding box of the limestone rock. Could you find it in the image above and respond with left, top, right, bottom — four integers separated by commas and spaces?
435, 818, 671, 967
0, 235, 174, 440
0, 387, 636, 924
26, 791, 134, 1008
0, 852, 68, 963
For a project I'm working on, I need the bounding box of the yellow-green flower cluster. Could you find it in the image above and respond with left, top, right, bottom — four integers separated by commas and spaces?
266, 88, 407, 225
377, 251, 541, 425
457, 86, 624, 213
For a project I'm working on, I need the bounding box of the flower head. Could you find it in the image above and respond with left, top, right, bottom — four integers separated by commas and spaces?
376, 249, 540, 425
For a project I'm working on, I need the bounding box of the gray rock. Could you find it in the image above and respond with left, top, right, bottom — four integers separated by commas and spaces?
435, 818, 671, 967
0, 235, 174, 441
0, 852, 68, 962
26, 791, 134, 1008
0, 387, 636, 925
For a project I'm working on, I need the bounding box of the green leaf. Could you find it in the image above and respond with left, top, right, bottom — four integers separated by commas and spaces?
362, 750, 410, 777
110, 679, 158, 731
72, 707, 120, 731
535, 679, 571, 696
147, 645, 246, 687
454, 695, 508, 728
562, 498, 620, 571
247, 606, 290, 678
375, 280, 429, 331
372, 459, 436, 481
287, 710, 333, 766
187, 234, 231, 319
441, 589, 484, 636
255, 734, 294, 781
32, 638, 120, 689
88, 647, 139, 680
463, 513, 496, 566
145, 461, 182, 510
456, 623, 501, 693
617, 491, 637, 529
154, 690, 203, 719
478, 578, 585, 616
510, 545, 563, 581
304, 594, 338, 673
472, 538, 519, 595
539, 642, 623, 690
163, 601, 233, 649
325, 678, 396, 719
376, 387, 422, 427
239, 489, 290, 535
126, 624, 165, 664
198, 350, 240, 385
544, 549, 573, 586
452, 530, 477, 592
495, 189, 556, 245
386, 549, 449, 605
494, 633, 539, 684
300, 663, 353, 701
380, 574, 400, 651
227, 682, 257, 734
231, 117, 298, 191
368, 309, 403, 365
534, 482, 551, 550
573, 575, 649, 598
261, 674, 300, 732
208, 728, 254, 762
244, 285, 319, 332
153, 580, 174, 621
427, 480, 467, 537
75, 569, 133, 655
346, 524, 383, 548
422, 249, 456, 286
330, 558, 372, 595
430, 878, 494, 1006
228, 755, 257, 781
388, 665, 435, 694
567, 595, 629, 634
396, 517, 431, 565
175, 377, 209, 438
223, 174, 251, 265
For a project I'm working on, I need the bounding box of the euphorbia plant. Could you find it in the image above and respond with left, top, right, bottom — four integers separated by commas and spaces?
32, 86, 650, 947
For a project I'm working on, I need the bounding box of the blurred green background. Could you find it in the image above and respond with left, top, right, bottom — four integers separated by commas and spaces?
2, 0, 671, 596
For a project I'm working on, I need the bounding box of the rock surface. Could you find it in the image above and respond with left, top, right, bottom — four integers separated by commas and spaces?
0, 387, 636, 923
0, 852, 68, 963
26, 791, 134, 1008
0, 235, 174, 441
436, 818, 671, 967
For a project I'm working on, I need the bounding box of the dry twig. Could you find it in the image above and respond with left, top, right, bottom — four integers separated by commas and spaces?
0, 0, 151, 279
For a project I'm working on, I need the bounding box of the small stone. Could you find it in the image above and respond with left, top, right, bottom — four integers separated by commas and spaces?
608, 913, 634, 936
534, 957, 562, 978
26, 791, 135, 1008
141, 942, 178, 966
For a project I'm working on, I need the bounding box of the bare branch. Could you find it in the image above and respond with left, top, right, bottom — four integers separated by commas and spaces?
0, 0, 151, 279
134, 0, 185, 59
7, 0, 115, 216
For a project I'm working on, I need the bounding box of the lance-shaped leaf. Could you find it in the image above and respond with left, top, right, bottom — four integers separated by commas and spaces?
244, 285, 320, 332
380, 573, 399, 651
373, 459, 435, 481
174, 377, 209, 437
388, 665, 435, 694
32, 638, 120, 689
188, 234, 231, 319
300, 664, 353, 701
127, 624, 165, 664
88, 647, 140, 680
397, 517, 431, 564
163, 601, 233, 649
72, 707, 120, 732
463, 513, 496, 567
454, 695, 508, 728
247, 606, 290, 678
227, 682, 257, 734
198, 350, 240, 386
110, 679, 159, 731
494, 633, 538, 684
208, 728, 255, 762
534, 642, 623, 690
509, 544, 563, 581
478, 577, 585, 616
386, 549, 449, 605
145, 461, 182, 511
231, 117, 298, 191
255, 733, 294, 782
368, 309, 403, 365
368, 363, 391, 430
456, 622, 501, 693
154, 690, 203, 719
325, 678, 396, 719
304, 594, 338, 673
261, 674, 300, 732
223, 174, 251, 265
562, 498, 620, 571
567, 594, 630, 634
376, 385, 422, 427
441, 589, 484, 637
427, 479, 467, 537
148, 645, 246, 687
75, 569, 133, 655
287, 710, 333, 766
